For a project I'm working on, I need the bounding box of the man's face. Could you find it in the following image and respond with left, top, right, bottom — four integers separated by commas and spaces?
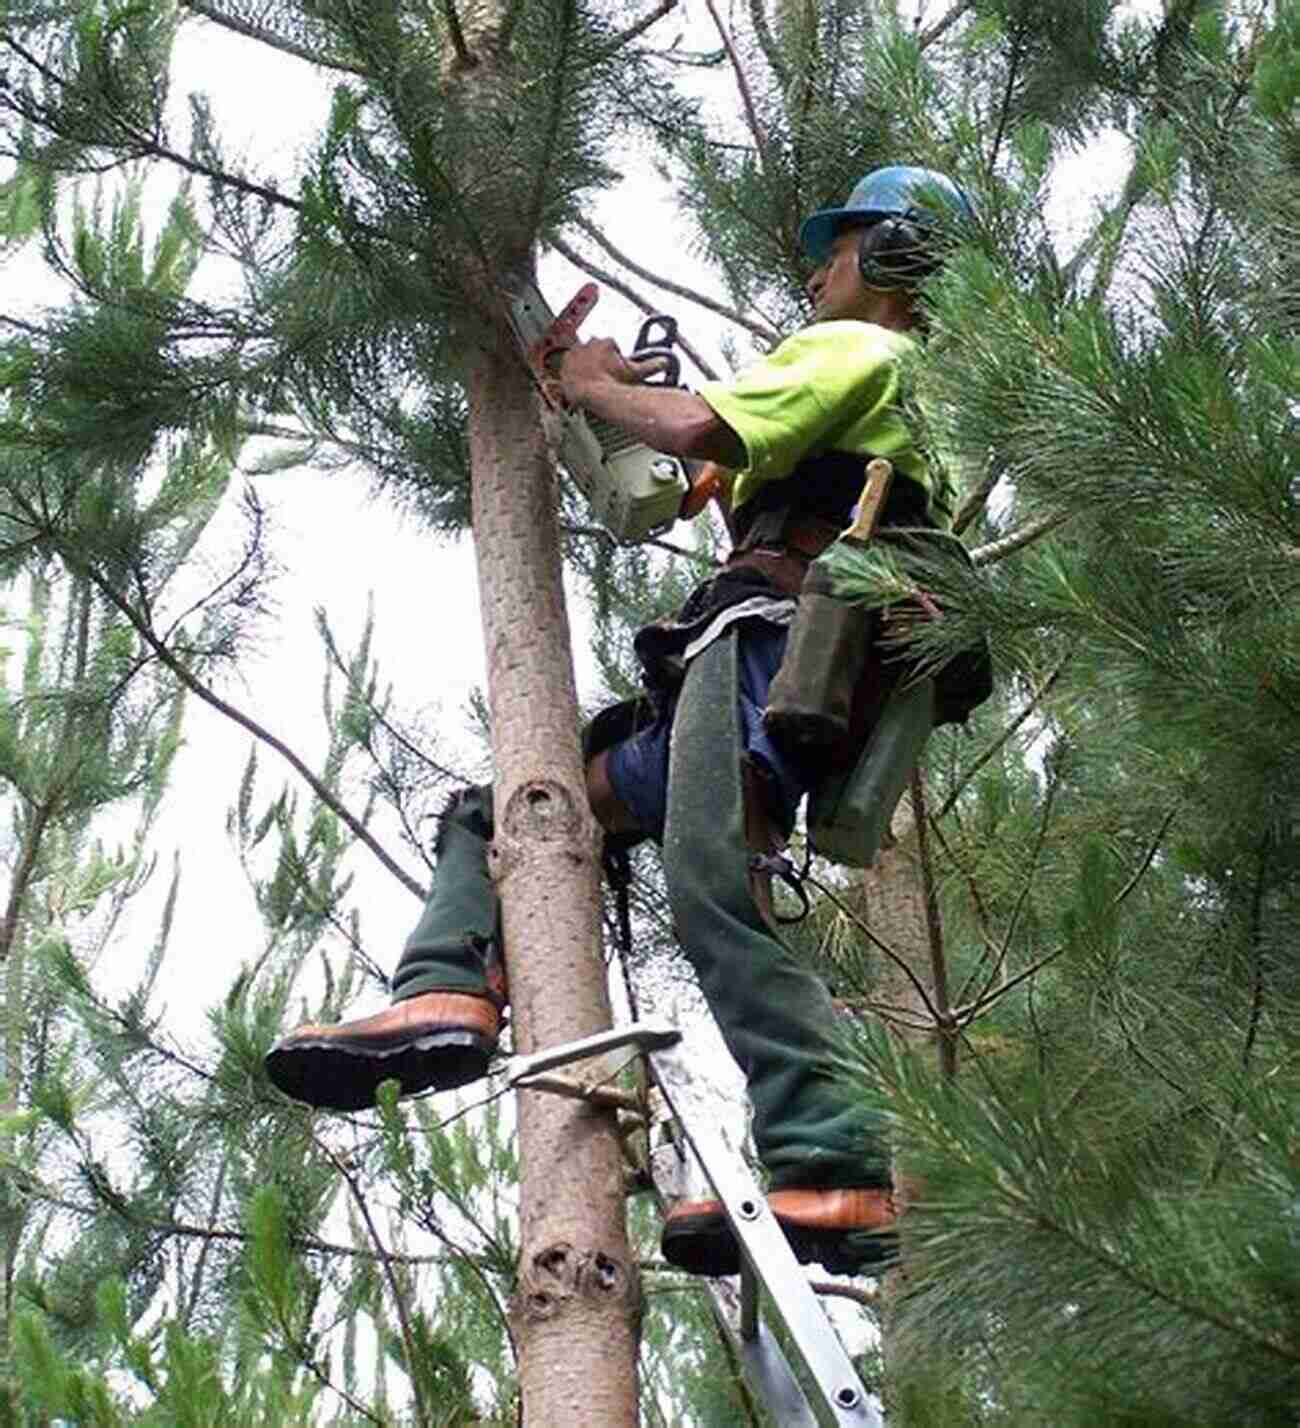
806, 224, 891, 323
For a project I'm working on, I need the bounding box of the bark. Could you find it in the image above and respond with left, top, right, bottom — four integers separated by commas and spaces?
858, 780, 947, 1419
860, 786, 936, 1043
465, 332, 639, 1426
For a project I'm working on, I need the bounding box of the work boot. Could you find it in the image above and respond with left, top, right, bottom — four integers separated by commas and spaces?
267, 785, 506, 1112
265, 987, 503, 1112
660, 1186, 898, 1278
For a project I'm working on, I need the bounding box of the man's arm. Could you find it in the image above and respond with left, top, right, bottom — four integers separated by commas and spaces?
559, 338, 746, 469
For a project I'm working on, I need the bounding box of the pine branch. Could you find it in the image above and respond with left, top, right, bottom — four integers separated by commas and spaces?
11, 1171, 465, 1265
924, 813, 1000, 983
0, 314, 43, 336
1010, 1189, 1300, 1369
406, 1155, 518, 1360
745, 0, 790, 89
548, 234, 720, 381
918, 1, 975, 51
1111, 804, 1179, 908
179, 1152, 230, 1331
277, 1312, 386, 1423
590, 0, 680, 64
316, 614, 472, 785
699, 0, 771, 167
958, 747, 1065, 1013
177, 0, 366, 76
860, 1000, 938, 1034
786, 3, 818, 216
314, 1131, 433, 1428
72, 555, 428, 901
563, 521, 718, 567
970, 510, 1072, 566
439, 0, 475, 68
522, 0, 578, 243
0, 795, 56, 965
952, 939, 1071, 1024
809, 876, 945, 1027
1, 31, 308, 217
1210, 832, 1274, 1181
985, 19, 1025, 177
935, 652, 1072, 822
1240, 840, 1271, 1079
572, 215, 780, 344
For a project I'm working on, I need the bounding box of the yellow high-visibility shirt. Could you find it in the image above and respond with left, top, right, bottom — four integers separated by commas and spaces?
698, 320, 953, 529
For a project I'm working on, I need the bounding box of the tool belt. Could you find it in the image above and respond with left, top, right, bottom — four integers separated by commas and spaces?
728, 475, 990, 765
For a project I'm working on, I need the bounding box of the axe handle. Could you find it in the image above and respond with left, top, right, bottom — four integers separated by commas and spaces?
843, 459, 895, 544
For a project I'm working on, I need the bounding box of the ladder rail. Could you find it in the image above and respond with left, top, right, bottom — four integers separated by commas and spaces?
647, 1035, 881, 1428
509, 1022, 882, 1428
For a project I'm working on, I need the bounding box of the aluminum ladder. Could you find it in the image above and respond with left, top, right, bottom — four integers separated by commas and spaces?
508, 1021, 883, 1428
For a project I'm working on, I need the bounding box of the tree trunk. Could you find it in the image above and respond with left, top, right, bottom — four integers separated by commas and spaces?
862, 773, 956, 1075
464, 332, 639, 1426
859, 774, 952, 1423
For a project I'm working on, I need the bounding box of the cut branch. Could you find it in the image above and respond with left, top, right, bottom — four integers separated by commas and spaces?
970, 510, 1072, 566
952, 461, 1004, 536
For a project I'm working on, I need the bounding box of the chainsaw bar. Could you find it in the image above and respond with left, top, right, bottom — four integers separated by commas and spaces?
503, 278, 687, 545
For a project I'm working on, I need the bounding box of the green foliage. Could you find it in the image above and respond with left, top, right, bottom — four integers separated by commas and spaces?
3, 0, 1299, 1424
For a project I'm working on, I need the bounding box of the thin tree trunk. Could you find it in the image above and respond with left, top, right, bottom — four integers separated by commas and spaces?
464, 332, 639, 1425
860, 785, 937, 1044
858, 777, 948, 1422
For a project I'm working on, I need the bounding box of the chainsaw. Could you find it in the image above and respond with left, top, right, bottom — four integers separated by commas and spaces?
506, 278, 689, 545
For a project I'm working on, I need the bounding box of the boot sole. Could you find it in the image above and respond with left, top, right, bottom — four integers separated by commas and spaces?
661, 1207, 898, 1278
266, 1028, 495, 1112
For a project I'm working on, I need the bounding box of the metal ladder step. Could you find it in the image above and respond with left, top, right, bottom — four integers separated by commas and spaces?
508, 1022, 882, 1428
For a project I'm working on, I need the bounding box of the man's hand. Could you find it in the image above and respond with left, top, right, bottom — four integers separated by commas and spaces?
557, 337, 745, 470
559, 338, 667, 407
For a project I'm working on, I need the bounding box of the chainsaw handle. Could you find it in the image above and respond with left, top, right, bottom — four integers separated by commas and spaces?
633, 314, 681, 387
632, 346, 681, 386
635, 314, 676, 350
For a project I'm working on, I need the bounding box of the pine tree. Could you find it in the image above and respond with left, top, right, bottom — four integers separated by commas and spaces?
9, 0, 1299, 1422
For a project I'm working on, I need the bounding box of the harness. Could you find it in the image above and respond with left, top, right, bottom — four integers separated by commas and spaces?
734, 451, 929, 549
728, 451, 933, 594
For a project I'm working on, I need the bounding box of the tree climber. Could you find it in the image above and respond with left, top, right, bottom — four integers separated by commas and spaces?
266, 165, 987, 1278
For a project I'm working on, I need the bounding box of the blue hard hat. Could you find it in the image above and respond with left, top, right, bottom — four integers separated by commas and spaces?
800, 165, 976, 263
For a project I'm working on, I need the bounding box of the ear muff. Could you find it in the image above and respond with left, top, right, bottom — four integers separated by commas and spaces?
857, 211, 942, 289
